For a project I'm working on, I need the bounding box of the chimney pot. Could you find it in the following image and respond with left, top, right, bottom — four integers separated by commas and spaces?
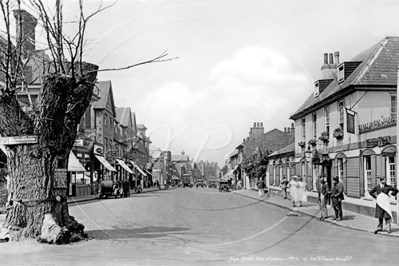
329, 53, 334, 64
291, 123, 294, 127
254, 122, 256, 127
324, 53, 328, 64
334, 51, 340, 65
261, 122, 263, 127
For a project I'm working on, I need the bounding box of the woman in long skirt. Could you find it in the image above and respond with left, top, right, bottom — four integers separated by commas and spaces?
297, 177, 307, 207
288, 176, 298, 207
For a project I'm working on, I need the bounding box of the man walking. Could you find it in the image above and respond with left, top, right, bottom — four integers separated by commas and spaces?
256, 177, 266, 197
369, 177, 398, 234
330, 176, 344, 221
317, 176, 329, 220
281, 178, 288, 199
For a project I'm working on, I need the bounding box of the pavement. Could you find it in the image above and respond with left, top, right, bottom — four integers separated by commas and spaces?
0, 186, 173, 223
232, 188, 399, 237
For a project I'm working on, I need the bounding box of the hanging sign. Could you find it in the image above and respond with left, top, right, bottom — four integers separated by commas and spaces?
0, 135, 38, 145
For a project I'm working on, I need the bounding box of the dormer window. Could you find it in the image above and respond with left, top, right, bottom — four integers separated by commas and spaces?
314, 82, 320, 97
338, 65, 344, 83
338, 61, 362, 84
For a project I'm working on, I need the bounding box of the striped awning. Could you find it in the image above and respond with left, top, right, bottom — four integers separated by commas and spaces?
116, 159, 134, 174
130, 160, 147, 176
95, 155, 117, 172
68, 152, 86, 172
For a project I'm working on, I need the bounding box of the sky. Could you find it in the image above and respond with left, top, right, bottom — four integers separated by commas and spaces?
35, 0, 399, 165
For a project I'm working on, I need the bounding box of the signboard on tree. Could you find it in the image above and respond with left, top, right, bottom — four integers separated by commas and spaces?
0, 136, 38, 145
54, 169, 67, 188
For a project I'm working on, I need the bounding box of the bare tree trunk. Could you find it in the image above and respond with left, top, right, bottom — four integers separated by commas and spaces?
1, 62, 98, 243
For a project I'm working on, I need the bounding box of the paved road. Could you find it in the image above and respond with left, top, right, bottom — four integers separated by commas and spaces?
0, 188, 398, 265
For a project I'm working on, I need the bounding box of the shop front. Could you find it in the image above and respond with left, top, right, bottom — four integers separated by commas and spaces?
130, 160, 147, 188
67, 151, 90, 197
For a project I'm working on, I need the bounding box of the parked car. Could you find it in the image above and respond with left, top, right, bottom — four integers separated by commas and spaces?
208, 181, 217, 189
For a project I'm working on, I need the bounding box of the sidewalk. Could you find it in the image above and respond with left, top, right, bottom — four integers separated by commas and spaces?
0, 187, 172, 226
232, 189, 399, 237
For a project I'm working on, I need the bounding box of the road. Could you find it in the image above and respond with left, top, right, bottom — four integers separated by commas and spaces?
0, 188, 398, 265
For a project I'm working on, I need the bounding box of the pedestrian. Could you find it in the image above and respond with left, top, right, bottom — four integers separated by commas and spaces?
317, 176, 329, 220
330, 176, 344, 221
256, 177, 266, 197
297, 177, 307, 207
369, 177, 398, 234
288, 176, 299, 207
280, 178, 288, 199
236, 179, 242, 190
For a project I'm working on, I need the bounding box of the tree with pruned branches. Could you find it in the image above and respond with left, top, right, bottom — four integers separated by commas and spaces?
0, 0, 175, 244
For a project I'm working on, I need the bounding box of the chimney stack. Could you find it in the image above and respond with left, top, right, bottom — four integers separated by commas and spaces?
321, 52, 338, 79
13, 10, 37, 57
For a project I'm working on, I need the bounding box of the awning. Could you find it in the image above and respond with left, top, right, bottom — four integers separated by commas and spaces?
130, 160, 147, 176
172, 175, 180, 180
68, 152, 86, 172
225, 165, 239, 177
116, 159, 134, 174
95, 155, 117, 172
145, 170, 152, 176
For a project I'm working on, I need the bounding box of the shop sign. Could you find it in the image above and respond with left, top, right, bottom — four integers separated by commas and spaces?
0, 135, 38, 145
93, 144, 103, 155
54, 168, 67, 188
366, 136, 391, 148
74, 140, 84, 146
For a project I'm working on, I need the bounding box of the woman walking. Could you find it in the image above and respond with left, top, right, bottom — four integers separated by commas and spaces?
297, 177, 307, 207
288, 176, 298, 207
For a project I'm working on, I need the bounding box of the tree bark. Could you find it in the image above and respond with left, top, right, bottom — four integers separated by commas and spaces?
1, 62, 98, 243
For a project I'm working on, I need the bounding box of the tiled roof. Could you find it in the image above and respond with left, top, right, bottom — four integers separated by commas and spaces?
268, 142, 295, 158
92, 81, 111, 109
290, 37, 399, 119
115, 107, 132, 128
172, 155, 189, 162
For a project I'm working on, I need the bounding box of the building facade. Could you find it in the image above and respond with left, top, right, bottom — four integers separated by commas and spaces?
290, 37, 399, 221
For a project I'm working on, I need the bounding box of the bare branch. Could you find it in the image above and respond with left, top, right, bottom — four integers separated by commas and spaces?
88, 51, 179, 73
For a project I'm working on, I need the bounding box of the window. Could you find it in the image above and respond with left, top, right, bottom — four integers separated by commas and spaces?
338, 65, 344, 83
325, 106, 330, 136
312, 113, 317, 139
391, 95, 397, 119
314, 82, 319, 97
338, 101, 345, 131
104, 114, 108, 128
110, 117, 113, 129
104, 138, 108, 153
364, 156, 372, 191
301, 118, 306, 141
338, 158, 344, 180
387, 157, 396, 187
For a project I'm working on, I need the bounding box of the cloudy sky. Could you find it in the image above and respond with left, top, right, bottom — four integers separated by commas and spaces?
54, 0, 399, 165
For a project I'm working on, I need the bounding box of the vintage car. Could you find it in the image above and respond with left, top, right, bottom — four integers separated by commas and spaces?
207, 181, 217, 189
217, 179, 231, 192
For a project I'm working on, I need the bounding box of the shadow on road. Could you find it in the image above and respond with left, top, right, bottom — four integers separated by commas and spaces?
87, 226, 190, 241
